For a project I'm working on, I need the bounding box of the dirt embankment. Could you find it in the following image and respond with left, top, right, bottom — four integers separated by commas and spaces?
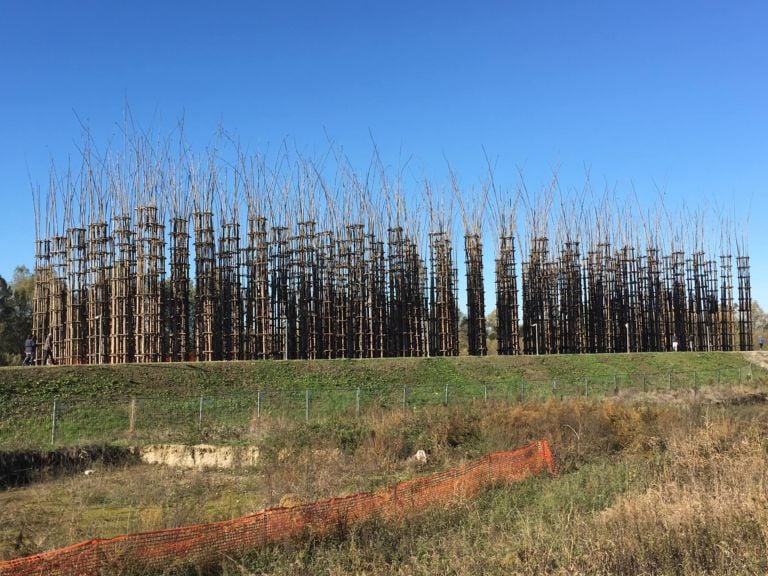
0, 446, 137, 488
139, 444, 259, 469
0, 444, 260, 488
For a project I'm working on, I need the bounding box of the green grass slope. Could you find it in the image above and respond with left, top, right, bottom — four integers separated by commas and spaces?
0, 352, 757, 402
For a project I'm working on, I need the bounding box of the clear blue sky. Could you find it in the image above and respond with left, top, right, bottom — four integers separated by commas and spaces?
0, 1, 766, 305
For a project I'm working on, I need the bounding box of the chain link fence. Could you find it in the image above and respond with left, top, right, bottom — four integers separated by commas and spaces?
0, 365, 758, 450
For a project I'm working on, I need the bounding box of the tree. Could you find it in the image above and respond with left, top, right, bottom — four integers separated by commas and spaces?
753, 300, 768, 332
457, 309, 468, 354
478, 308, 498, 355
0, 266, 34, 365
0, 275, 15, 362
486, 309, 498, 342
11, 266, 33, 336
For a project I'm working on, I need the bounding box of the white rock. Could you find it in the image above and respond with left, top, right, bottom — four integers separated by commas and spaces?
414, 449, 427, 465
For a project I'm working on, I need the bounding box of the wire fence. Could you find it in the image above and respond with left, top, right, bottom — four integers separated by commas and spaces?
0, 366, 759, 450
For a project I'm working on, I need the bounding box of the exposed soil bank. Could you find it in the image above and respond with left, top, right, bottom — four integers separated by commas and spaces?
0, 443, 261, 488
0, 446, 137, 488
139, 444, 259, 469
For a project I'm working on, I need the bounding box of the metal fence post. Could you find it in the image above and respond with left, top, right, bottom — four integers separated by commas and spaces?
668, 371, 672, 390
613, 374, 618, 395
584, 376, 589, 397
129, 398, 137, 435
305, 389, 310, 423
403, 385, 407, 412
198, 395, 204, 431
444, 383, 449, 406
51, 398, 58, 445
483, 383, 488, 403
642, 375, 647, 393
356, 387, 360, 417
257, 390, 261, 420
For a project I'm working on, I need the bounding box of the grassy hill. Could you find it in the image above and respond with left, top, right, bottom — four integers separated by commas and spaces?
1, 353, 768, 573
0, 351, 759, 402
1, 352, 764, 451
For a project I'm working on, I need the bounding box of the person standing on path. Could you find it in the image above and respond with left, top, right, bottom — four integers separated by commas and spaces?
23, 334, 37, 365
41, 333, 56, 365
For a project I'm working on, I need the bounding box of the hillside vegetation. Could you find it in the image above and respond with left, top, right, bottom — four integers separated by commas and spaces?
231, 397, 768, 576
0, 351, 757, 401
2, 384, 768, 574
2, 352, 768, 574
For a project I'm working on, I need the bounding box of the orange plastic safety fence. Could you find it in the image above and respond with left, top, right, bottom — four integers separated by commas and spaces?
0, 440, 556, 576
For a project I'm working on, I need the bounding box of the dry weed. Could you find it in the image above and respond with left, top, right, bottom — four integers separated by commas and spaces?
587, 418, 768, 574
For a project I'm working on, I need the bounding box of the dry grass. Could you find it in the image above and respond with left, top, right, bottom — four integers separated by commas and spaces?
585, 417, 768, 574
1, 396, 636, 561
3, 386, 768, 574
225, 391, 768, 576
1, 463, 270, 559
